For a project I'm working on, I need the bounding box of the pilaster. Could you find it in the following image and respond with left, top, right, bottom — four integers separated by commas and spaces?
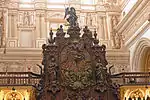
8, 10, 18, 38
35, 10, 46, 48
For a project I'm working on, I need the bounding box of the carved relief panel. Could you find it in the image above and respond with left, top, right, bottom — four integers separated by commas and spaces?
18, 11, 35, 27
60, 42, 93, 90
86, 13, 96, 27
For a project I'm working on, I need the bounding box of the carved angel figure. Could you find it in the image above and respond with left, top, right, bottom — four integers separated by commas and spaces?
64, 7, 78, 27
95, 59, 107, 84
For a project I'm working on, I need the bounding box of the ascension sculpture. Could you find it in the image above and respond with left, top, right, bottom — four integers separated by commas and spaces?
35, 7, 119, 100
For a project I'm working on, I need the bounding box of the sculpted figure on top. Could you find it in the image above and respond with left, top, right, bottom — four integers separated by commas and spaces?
64, 7, 78, 27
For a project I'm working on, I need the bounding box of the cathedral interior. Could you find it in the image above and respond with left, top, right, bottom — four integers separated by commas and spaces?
0, 0, 150, 100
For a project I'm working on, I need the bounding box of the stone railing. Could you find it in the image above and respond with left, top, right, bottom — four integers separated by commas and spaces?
0, 72, 150, 86
0, 72, 40, 86
111, 72, 150, 85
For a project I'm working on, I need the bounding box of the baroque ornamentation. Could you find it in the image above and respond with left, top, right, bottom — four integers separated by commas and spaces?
35, 7, 119, 100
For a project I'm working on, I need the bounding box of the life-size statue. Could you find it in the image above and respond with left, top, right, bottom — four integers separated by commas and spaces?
34, 7, 120, 100
64, 7, 78, 27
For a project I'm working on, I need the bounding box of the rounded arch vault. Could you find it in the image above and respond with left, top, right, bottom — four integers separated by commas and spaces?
132, 38, 150, 71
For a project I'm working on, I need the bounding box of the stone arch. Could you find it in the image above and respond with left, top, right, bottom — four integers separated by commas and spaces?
132, 38, 150, 71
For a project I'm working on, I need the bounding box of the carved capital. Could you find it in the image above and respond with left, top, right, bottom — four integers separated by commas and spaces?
36, 10, 45, 17
8, 10, 18, 16
35, 2, 46, 10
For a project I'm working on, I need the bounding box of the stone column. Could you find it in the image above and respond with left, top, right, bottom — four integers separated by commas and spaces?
9, 11, 18, 38
35, 11, 40, 39
13, 12, 18, 38
8, 13, 11, 38
40, 12, 46, 38
97, 15, 104, 40
103, 16, 108, 40
11, 15, 15, 37
35, 0, 47, 48
35, 0, 46, 39
108, 15, 116, 48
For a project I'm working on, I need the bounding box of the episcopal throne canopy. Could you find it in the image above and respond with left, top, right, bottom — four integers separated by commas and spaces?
36, 7, 119, 100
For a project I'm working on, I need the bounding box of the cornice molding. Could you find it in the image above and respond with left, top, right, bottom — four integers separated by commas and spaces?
125, 21, 150, 47
0, 48, 129, 63
114, 0, 150, 48
114, 0, 149, 33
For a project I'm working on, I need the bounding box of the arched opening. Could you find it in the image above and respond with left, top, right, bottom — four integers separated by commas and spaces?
132, 38, 150, 71
141, 47, 150, 71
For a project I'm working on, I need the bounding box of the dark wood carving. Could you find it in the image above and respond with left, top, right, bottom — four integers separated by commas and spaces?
36, 7, 119, 100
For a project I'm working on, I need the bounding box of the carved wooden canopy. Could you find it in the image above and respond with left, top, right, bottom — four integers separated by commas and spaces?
36, 24, 119, 100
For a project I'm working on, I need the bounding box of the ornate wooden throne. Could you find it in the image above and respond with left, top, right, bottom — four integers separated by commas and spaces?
36, 7, 119, 100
